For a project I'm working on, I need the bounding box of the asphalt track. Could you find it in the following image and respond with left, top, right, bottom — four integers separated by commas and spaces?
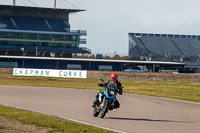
0, 85, 200, 133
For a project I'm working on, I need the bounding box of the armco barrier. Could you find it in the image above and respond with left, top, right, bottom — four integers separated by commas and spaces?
0, 68, 200, 82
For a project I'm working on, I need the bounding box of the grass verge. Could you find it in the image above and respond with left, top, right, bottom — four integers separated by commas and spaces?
0, 105, 113, 133
0, 75, 200, 103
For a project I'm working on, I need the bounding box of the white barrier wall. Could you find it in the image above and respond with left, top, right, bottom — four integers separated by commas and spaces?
13, 68, 87, 78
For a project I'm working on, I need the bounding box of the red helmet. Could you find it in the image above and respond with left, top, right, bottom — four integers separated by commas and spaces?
110, 73, 119, 82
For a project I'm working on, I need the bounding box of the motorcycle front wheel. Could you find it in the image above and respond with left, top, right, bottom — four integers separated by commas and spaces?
93, 106, 99, 117
99, 100, 109, 118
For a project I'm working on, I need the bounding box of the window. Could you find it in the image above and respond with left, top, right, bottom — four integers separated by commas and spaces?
38, 34, 51, 40
25, 33, 37, 40
0, 32, 9, 38
67, 64, 81, 70
72, 36, 77, 41
0, 62, 18, 68
52, 35, 64, 41
10, 32, 22, 39
99, 65, 112, 71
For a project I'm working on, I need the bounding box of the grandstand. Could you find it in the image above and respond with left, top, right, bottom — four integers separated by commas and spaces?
0, 4, 185, 72
129, 33, 200, 72
0, 4, 91, 58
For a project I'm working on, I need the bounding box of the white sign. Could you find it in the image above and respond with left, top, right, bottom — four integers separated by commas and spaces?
13, 68, 87, 78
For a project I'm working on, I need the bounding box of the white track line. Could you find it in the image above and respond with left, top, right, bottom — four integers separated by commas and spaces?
0, 103, 126, 133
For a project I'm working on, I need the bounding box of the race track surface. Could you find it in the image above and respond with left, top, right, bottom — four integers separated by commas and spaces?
0, 85, 200, 133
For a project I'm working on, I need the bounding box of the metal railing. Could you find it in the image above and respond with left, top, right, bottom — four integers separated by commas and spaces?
79, 39, 87, 44
70, 30, 87, 36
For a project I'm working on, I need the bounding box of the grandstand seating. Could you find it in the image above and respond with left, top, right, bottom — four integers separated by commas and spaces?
47, 19, 67, 32
0, 15, 68, 32
172, 38, 198, 56
154, 37, 183, 56
131, 36, 150, 55
129, 33, 200, 69
0, 16, 15, 29
188, 38, 200, 50
13, 16, 50, 31
141, 36, 165, 55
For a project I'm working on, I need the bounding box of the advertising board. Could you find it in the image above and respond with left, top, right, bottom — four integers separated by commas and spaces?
13, 68, 87, 78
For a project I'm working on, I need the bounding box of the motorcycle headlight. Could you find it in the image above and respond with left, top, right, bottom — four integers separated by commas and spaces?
110, 91, 115, 95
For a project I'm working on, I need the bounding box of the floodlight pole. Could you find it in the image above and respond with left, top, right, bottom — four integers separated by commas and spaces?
13, 0, 16, 6
54, 0, 56, 8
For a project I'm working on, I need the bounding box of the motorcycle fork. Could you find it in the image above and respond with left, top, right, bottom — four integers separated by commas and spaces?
110, 99, 116, 106
99, 97, 105, 109
98, 92, 104, 103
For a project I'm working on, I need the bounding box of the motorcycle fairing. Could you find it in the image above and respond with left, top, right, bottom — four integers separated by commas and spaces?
104, 90, 115, 100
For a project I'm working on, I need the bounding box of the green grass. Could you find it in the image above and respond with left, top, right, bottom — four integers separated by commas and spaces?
0, 105, 113, 133
0, 75, 98, 90
0, 75, 200, 102
124, 80, 200, 102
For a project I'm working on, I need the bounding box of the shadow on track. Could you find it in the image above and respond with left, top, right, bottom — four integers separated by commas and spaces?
106, 117, 194, 123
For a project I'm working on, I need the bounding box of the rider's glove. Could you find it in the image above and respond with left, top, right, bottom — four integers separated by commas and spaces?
98, 83, 105, 87
118, 89, 123, 95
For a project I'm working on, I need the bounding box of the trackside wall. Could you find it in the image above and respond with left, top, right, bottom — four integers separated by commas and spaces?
0, 68, 13, 75
1, 68, 200, 82
87, 71, 200, 82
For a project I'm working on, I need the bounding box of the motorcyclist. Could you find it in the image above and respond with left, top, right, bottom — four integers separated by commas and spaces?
92, 73, 123, 110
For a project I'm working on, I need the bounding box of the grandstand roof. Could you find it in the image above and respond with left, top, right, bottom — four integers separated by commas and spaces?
129, 33, 200, 39
0, 29, 80, 35
0, 4, 85, 14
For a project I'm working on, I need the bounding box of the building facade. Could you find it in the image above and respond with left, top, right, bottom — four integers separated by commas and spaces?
0, 5, 90, 58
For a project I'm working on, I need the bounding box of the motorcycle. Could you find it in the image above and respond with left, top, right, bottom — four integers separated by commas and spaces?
93, 78, 123, 118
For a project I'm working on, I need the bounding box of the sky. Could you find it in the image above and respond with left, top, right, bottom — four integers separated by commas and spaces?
2, 0, 200, 55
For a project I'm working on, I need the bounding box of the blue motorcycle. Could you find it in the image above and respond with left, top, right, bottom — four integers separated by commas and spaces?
93, 78, 122, 118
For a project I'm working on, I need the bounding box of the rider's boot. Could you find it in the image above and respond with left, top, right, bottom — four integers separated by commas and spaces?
109, 105, 114, 110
